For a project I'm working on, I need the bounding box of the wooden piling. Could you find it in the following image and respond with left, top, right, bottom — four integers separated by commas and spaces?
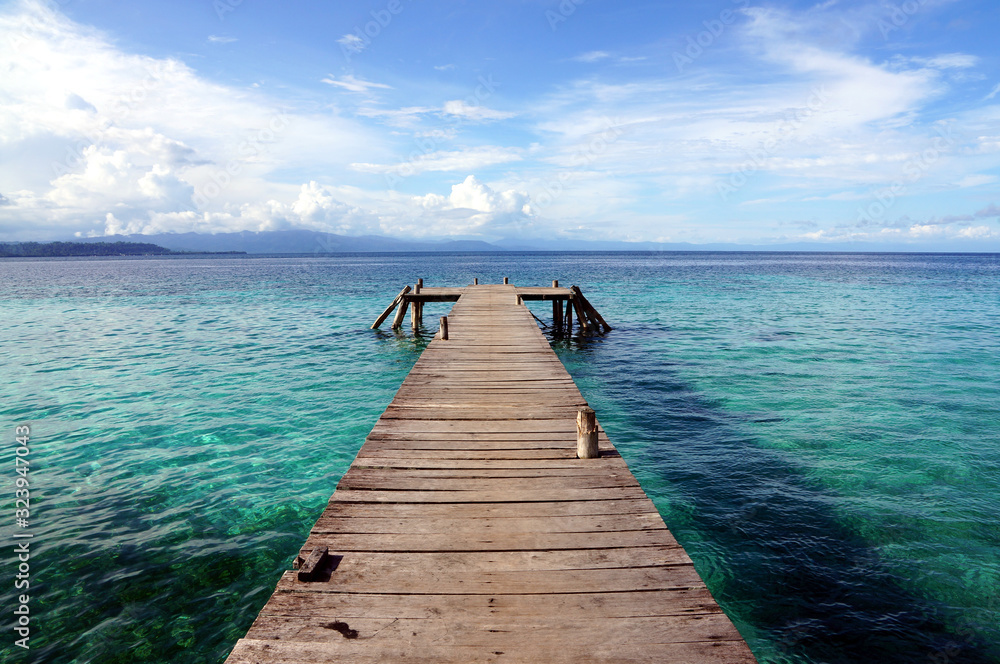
439, 316, 449, 340
552, 280, 563, 332
576, 407, 599, 459
412, 283, 422, 331
391, 297, 410, 330
571, 288, 591, 334
371, 286, 412, 330
572, 286, 613, 334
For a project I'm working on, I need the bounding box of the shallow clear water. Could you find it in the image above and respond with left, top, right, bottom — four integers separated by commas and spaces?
1, 252, 997, 663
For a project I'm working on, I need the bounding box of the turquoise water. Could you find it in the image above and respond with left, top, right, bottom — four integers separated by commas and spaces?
1, 252, 998, 663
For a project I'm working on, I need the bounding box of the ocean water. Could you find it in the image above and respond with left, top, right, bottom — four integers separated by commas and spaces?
1, 252, 998, 663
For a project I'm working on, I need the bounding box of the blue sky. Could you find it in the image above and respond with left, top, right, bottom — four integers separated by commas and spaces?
1, 0, 999, 247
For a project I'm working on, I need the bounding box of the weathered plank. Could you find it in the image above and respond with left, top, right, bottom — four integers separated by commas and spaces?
228, 639, 753, 664
248, 588, 728, 619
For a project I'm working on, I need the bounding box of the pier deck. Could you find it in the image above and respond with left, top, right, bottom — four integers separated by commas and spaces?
226, 284, 755, 663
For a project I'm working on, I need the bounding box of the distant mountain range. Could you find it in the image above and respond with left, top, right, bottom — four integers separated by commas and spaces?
63, 230, 1000, 254
75, 230, 502, 254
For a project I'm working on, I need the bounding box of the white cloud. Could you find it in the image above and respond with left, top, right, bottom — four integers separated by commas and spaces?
207, 35, 237, 44
337, 34, 365, 50
573, 51, 611, 63
407, 175, 536, 238
957, 225, 993, 239
356, 105, 436, 128
914, 53, 978, 69
350, 146, 523, 176
441, 100, 515, 122
956, 175, 996, 188
321, 74, 393, 94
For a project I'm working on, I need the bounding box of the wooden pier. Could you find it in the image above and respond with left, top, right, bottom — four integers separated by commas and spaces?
226, 283, 755, 663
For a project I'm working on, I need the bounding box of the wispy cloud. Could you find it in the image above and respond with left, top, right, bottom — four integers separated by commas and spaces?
207, 35, 237, 44
441, 100, 514, 122
573, 50, 611, 63
351, 146, 524, 176
913, 53, 978, 69
321, 74, 393, 94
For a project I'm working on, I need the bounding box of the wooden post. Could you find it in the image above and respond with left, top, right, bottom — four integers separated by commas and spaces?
439, 316, 449, 340
371, 286, 411, 329
503, 277, 509, 285
574, 288, 613, 333
565, 299, 573, 335
411, 283, 421, 331
572, 286, 601, 334
552, 280, 562, 333
577, 408, 599, 459
571, 288, 591, 334
392, 296, 410, 329
474, 277, 479, 285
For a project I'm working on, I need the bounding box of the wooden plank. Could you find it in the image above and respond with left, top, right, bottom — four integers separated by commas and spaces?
287, 544, 690, 572
335, 472, 642, 491
342, 464, 634, 476
248, 588, 728, 619
228, 639, 755, 664
309, 512, 670, 535
298, 530, 678, 555
329, 487, 650, 504
243, 614, 742, 646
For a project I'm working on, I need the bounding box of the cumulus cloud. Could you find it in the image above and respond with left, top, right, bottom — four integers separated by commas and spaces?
289, 181, 379, 234
0, 0, 378, 239
409, 175, 535, 237
93, 181, 380, 237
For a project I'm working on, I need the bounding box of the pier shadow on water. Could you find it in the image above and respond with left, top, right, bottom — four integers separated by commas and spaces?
553, 329, 1000, 664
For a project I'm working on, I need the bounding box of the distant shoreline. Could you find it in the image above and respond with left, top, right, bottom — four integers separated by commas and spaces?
0, 241, 246, 258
